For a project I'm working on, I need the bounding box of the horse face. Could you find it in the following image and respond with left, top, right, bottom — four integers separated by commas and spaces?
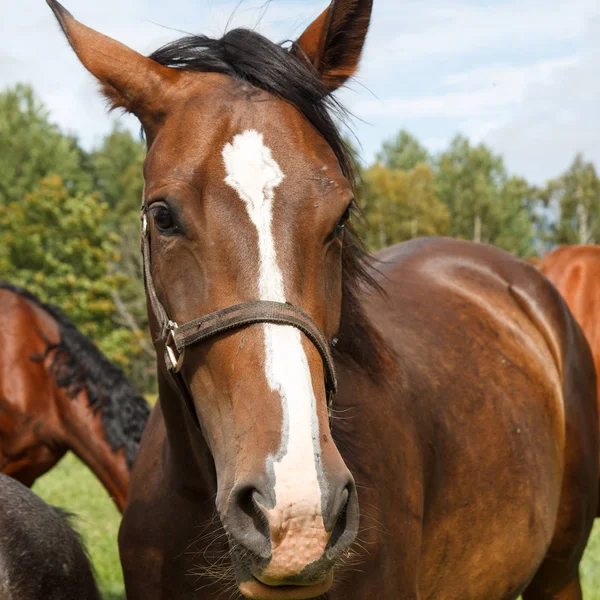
146, 91, 358, 596
48, 0, 372, 596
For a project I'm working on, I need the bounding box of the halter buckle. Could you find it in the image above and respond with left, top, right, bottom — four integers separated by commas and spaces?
165, 321, 185, 373
141, 213, 148, 234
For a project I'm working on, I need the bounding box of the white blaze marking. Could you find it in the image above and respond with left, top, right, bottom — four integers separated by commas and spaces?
223, 130, 327, 573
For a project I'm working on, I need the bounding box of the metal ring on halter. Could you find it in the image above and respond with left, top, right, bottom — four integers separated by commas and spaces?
165, 321, 185, 373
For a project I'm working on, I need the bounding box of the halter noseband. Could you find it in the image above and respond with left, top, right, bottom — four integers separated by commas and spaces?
140, 208, 338, 428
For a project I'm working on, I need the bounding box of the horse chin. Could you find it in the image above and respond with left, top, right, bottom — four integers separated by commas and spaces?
238, 570, 334, 600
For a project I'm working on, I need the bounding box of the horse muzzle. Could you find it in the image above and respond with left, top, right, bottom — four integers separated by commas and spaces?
223, 471, 359, 599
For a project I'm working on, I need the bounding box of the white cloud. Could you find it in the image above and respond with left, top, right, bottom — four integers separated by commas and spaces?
484, 20, 600, 183
441, 58, 582, 89
362, 0, 597, 71
352, 56, 582, 122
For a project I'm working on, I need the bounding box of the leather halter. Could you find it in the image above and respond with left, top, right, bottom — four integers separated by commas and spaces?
140, 208, 338, 427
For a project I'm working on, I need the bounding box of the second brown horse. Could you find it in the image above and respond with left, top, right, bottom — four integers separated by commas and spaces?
540, 244, 600, 514
0, 283, 150, 511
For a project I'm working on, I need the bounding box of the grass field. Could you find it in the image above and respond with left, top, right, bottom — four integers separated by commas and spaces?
33, 453, 600, 599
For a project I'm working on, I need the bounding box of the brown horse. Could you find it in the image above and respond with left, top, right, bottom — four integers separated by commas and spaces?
47, 0, 598, 598
540, 245, 600, 512
0, 283, 150, 512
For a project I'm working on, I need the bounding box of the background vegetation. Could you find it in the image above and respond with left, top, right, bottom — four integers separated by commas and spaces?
2, 82, 599, 596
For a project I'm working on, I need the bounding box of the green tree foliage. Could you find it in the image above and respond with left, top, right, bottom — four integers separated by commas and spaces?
0, 175, 141, 369
0, 84, 154, 388
0, 84, 91, 206
494, 176, 541, 257
359, 162, 450, 250
546, 154, 600, 245
87, 124, 155, 389
434, 135, 536, 256
377, 130, 431, 171
88, 123, 145, 222
435, 135, 505, 243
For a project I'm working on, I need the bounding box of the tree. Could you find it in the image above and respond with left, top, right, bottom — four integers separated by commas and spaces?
434, 135, 536, 256
87, 124, 156, 388
435, 135, 504, 243
493, 176, 540, 258
0, 84, 91, 206
88, 123, 145, 222
546, 154, 600, 245
0, 175, 140, 370
358, 162, 450, 250
376, 130, 431, 172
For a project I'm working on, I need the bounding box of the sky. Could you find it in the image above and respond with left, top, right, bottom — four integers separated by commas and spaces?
3, 0, 599, 185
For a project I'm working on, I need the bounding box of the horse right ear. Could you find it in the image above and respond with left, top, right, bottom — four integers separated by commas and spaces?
292, 0, 373, 91
46, 0, 180, 132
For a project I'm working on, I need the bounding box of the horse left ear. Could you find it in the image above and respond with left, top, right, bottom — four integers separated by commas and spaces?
46, 0, 180, 135
293, 0, 373, 91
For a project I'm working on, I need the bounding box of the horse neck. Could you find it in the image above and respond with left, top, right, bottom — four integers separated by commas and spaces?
157, 374, 217, 498
56, 387, 130, 512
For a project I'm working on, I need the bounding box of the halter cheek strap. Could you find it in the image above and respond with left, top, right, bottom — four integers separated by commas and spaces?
140, 209, 338, 428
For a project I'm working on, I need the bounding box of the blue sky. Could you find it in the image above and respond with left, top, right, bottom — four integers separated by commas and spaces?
3, 0, 599, 184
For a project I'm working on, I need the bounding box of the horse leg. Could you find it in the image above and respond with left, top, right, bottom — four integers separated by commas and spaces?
522, 572, 582, 600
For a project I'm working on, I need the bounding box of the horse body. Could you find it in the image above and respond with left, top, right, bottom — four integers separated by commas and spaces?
46, 0, 598, 598
540, 244, 600, 514
0, 473, 101, 600
359, 239, 596, 600
120, 238, 598, 599
540, 245, 600, 412
0, 285, 150, 511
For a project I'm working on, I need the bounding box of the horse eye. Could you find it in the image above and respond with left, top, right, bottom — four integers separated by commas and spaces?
153, 206, 175, 232
334, 203, 353, 238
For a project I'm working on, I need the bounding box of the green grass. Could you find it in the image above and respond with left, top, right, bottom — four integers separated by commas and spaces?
32, 453, 600, 599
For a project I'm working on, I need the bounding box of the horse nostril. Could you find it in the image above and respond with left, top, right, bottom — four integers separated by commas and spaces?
328, 487, 349, 548
326, 480, 358, 558
238, 487, 269, 536
227, 484, 271, 559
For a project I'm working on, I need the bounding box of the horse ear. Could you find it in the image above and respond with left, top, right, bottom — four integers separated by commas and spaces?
46, 0, 179, 129
293, 0, 372, 91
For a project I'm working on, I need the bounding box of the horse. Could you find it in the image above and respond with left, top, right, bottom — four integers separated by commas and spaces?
46, 0, 599, 598
539, 245, 600, 512
0, 283, 150, 512
0, 472, 101, 600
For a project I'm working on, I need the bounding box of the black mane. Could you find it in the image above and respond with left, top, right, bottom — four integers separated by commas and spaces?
149, 28, 388, 376
0, 283, 150, 468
